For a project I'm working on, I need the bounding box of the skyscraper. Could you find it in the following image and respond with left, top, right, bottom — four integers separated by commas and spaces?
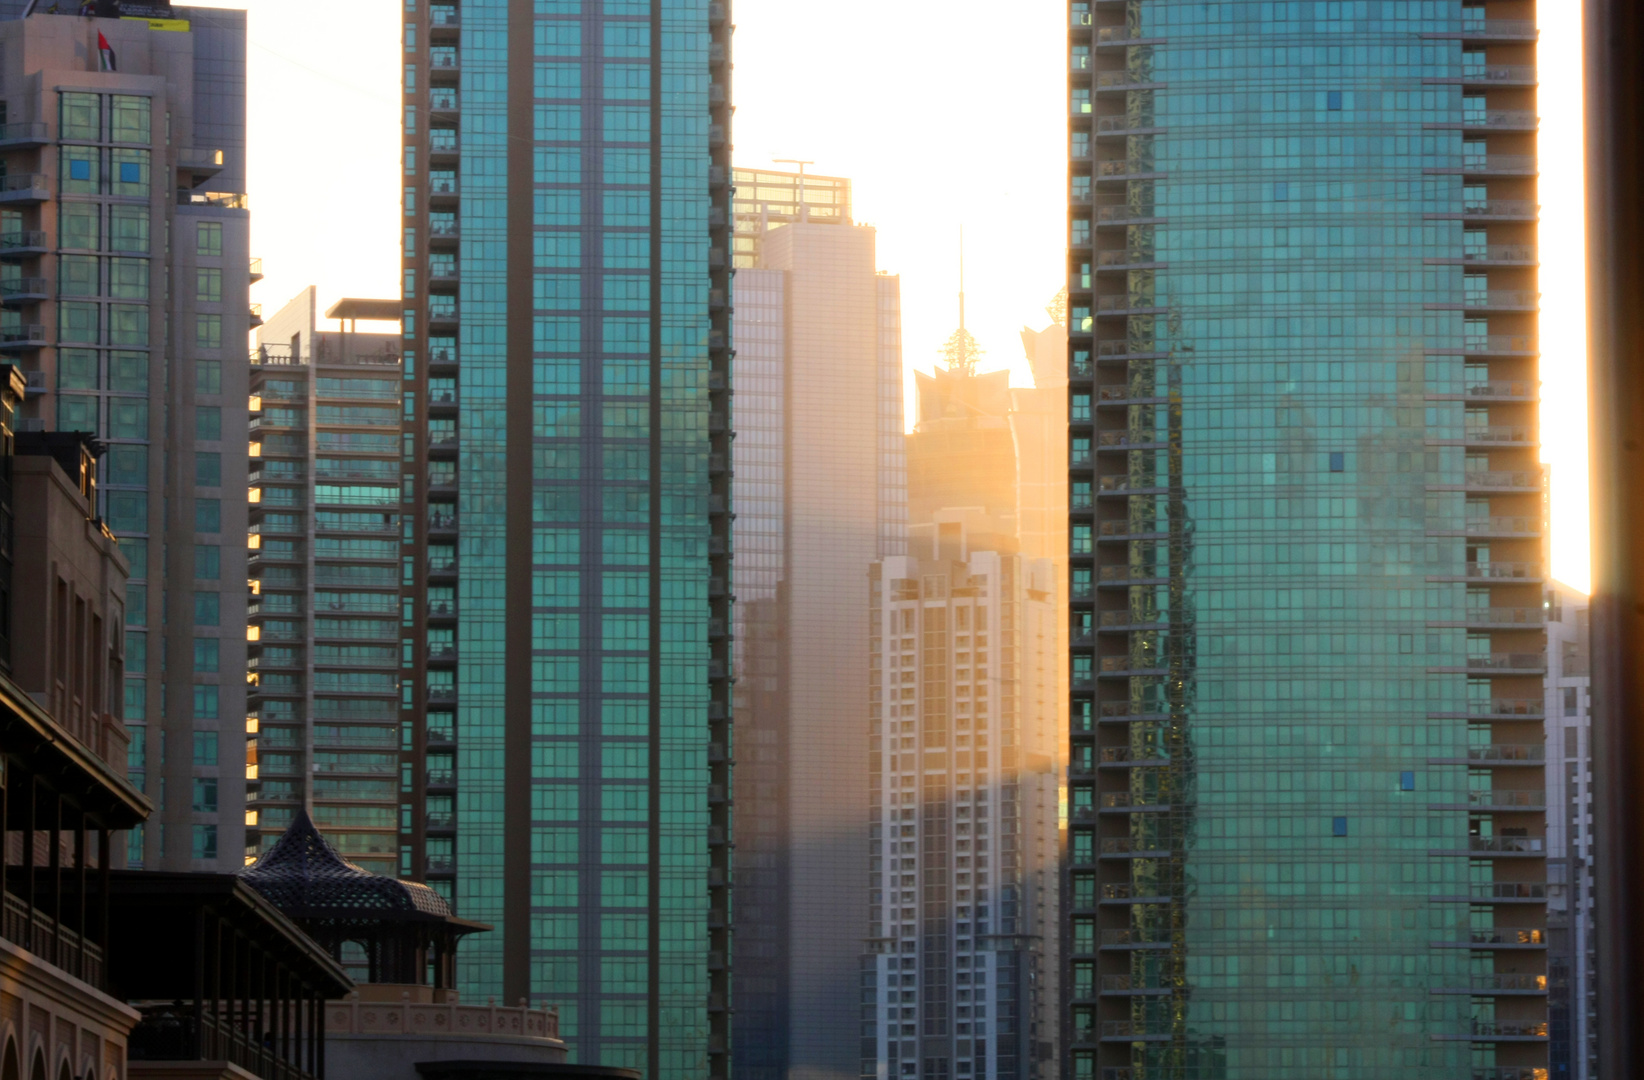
728, 174, 905, 1080
865, 507, 1062, 1080
244, 288, 404, 875
1066, 2, 1547, 1076
1544, 583, 1595, 1080
398, 2, 733, 1076
0, 4, 251, 873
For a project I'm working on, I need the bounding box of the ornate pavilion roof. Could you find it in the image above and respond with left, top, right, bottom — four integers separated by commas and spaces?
241, 810, 459, 923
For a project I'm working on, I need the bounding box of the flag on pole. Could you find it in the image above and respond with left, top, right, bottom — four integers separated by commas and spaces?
97, 32, 116, 72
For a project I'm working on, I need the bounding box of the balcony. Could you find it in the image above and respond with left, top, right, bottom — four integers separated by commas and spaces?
1462, 377, 1538, 397
1099, 928, 1171, 947
1098, 746, 1168, 766
1460, 1020, 1549, 1040
1456, 291, 1539, 314
1098, 564, 1167, 586
428, 642, 457, 663
1094, 26, 1164, 45
1097, 473, 1164, 495
0, 121, 47, 148
0, 277, 47, 305
1458, 651, 1546, 673
1098, 837, 1171, 857
1437, 110, 1538, 131
1098, 1020, 1171, 1041
1442, 929, 1546, 949
1097, 382, 1164, 405
1099, 974, 1170, 995
1092, 202, 1163, 226
0, 323, 46, 350
1094, 115, 1163, 136
1099, 791, 1169, 811
1435, 199, 1538, 220
1460, 423, 1533, 445
1421, 19, 1537, 41
428, 598, 458, 619
0, 174, 49, 203
0, 231, 46, 258
429, 89, 460, 117
1458, 470, 1540, 491
1428, 744, 1545, 766
1461, 561, 1541, 582
1456, 517, 1541, 539
1433, 606, 1543, 628
1464, 836, 1545, 855
326, 990, 558, 1042
1433, 64, 1539, 85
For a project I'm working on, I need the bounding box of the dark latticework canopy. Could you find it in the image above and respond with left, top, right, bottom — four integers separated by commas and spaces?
242, 811, 488, 988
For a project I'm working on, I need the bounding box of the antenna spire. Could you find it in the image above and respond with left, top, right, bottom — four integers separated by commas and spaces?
939, 225, 984, 378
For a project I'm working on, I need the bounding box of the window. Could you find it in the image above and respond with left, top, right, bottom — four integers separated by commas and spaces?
110, 352, 147, 392
192, 778, 218, 812
1564, 687, 1579, 717
1274, 181, 1289, 201
196, 222, 222, 257
60, 203, 99, 250
105, 400, 148, 443
196, 360, 221, 395
197, 267, 222, 303
1329, 452, 1345, 473
194, 497, 221, 532
107, 445, 147, 485
59, 255, 98, 296
108, 305, 147, 346
59, 348, 97, 389
196, 406, 221, 440
196, 314, 222, 349
59, 301, 98, 343
1400, 771, 1416, 792
1326, 90, 1343, 110
193, 730, 218, 765
1332, 817, 1348, 837
109, 258, 148, 299
192, 451, 222, 489
191, 825, 217, 861
111, 149, 149, 196
195, 544, 220, 580
59, 92, 100, 140
192, 684, 219, 719
194, 591, 220, 626
110, 95, 150, 143
109, 205, 149, 252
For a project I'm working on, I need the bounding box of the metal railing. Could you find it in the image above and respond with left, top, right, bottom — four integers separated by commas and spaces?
1467, 789, 1545, 808
0, 230, 45, 251
1462, 377, 1537, 395
1464, 423, 1532, 442
1469, 836, 1544, 854
0, 122, 46, 142
1474, 883, 1547, 900
1460, 199, 1536, 216
1463, 562, 1539, 581
0, 174, 47, 194
1464, 290, 1538, 310
1462, 109, 1537, 128
1458, 19, 1536, 37
1469, 1019, 1548, 1037
1462, 517, 1540, 536
1464, 744, 1546, 762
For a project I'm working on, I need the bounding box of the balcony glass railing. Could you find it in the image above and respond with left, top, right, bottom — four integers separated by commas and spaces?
1466, 789, 1545, 808
1469, 836, 1544, 853
1464, 743, 1545, 761
1462, 517, 1540, 536
1461, 198, 1537, 217
1465, 290, 1538, 309
1463, 423, 1532, 443
1463, 561, 1539, 581
1461, 109, 1537, 128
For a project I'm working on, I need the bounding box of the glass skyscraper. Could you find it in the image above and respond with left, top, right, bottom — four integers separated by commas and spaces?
1066, 2, 1547, 1078
400, 2, 733, 1076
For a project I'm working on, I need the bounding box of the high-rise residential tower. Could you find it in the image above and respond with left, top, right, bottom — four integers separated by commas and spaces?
1544, 583, 1594, 1080
0, 5, 252, 873
864, 508, 1062, 1080
1066, 2, 1547, 1076
244, 288, 403, 875
728, 173, 905, 1080
399, 2, 733, 1076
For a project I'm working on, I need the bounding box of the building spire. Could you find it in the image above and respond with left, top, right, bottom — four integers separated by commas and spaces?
940, 225, 983, 377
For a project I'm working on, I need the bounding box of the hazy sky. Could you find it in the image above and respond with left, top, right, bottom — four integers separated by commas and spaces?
200, 0, 1589, 589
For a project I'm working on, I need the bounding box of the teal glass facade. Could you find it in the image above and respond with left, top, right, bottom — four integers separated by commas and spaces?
402, 2, 732, 1076
1066, 2, 1547, 1078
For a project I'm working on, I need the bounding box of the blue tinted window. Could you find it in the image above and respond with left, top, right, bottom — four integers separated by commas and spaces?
1329, 452, 1345, 472
1332, 817, 1348, 837
1400, 771, 1416, 791
1274, 181, 1288, 201
1327, 90, 1343, 110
